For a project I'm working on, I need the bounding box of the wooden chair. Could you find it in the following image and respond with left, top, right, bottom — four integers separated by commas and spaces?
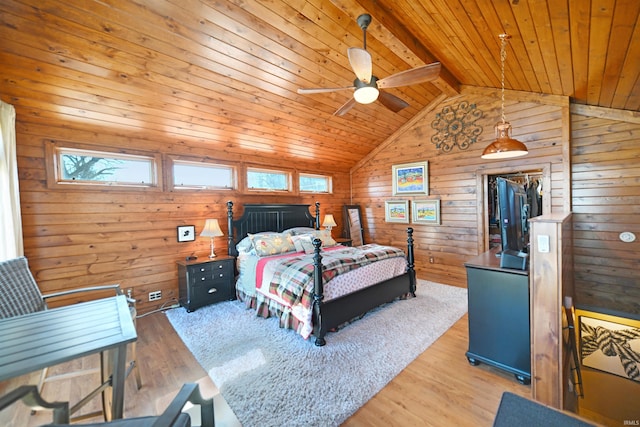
0, 256, 142, 420
0, 383, 214, 427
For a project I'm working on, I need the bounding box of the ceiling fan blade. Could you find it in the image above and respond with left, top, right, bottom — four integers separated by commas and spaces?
377, 62, 442, 89
347, 47, 372, 83
298, 86, 354, 94
377, 91, 409, 113
334, 97, 357, 116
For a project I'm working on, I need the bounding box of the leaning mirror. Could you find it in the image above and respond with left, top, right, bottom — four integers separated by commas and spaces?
343, 205, 364, 246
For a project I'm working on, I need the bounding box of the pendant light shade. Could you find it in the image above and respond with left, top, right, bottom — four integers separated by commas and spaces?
481, 122, 528, 159
481, 34, 527, 160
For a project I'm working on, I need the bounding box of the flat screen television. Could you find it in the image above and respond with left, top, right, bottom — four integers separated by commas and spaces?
496, 177, 530, 270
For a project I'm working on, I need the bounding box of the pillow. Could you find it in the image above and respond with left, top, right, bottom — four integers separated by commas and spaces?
283, 227, 317, 236
310, 229, 337, 247
290, 234, 316, 254
249, 232, 296, 257
236, 231, 279, 254
236, 235, 254, 254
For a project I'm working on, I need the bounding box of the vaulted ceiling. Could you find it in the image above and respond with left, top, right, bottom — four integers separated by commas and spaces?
1, 0, 638, 170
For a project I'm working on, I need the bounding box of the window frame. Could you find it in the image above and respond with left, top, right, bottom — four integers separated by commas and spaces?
168, 157, 237, 191
299, 172, 333, 194
45, 141, 162, 191
245, 166, 292, 193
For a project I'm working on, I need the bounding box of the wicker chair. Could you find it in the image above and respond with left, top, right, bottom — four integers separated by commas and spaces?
0, 256, 142, 420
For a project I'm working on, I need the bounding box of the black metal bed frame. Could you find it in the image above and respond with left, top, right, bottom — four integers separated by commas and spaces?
226, 201, 416, 346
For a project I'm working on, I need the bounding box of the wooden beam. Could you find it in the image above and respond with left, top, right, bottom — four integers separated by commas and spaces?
570, 103, 640, 124
462, 85, 569, 107
330, 0, 460, 96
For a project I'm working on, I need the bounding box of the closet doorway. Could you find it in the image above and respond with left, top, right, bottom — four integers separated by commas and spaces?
476, 164, 552, 253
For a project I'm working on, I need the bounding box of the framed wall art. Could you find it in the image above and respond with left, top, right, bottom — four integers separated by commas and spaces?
385, 200, 409, 223
412, 199, 441, 224
392, 161, 428, 195
177, 225, 196, 242
579, 315, 640, 382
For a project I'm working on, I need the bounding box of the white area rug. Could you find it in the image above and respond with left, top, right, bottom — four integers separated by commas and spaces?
166, 280, 467, 427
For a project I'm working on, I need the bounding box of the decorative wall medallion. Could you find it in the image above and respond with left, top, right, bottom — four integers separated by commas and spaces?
431, 101, 483, 152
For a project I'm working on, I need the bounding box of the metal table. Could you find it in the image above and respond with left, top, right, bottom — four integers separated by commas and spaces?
0, 294, 137, 420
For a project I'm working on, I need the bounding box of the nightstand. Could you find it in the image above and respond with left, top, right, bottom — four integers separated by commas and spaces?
176, 255, 235, 312
335, 237, 352, 247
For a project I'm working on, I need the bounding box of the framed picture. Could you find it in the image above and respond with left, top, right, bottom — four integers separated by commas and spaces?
412, 199, 441, 224
385, 200, 409, 223
579, 315, 640, 382
177, 225, 196, 242
392, 161, 428, 195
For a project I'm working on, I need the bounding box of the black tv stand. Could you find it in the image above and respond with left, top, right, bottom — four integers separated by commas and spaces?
464, 249, 531, 385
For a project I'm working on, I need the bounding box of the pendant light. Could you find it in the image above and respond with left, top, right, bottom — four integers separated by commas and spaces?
481, 34, 528, 160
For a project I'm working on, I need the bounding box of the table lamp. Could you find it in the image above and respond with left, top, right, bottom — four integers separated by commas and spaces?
200, 218, 224, 258
322, 214, 337, 232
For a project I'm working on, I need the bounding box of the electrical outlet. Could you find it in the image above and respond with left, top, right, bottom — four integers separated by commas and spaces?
149, 290, 162, 301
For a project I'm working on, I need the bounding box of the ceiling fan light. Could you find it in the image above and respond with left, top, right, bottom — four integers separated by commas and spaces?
353, 86, 379, 104
481, 122, 528, 159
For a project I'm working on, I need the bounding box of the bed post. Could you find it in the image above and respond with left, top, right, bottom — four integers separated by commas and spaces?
407, 227, 416, 297
314, 202, 320, 230
227, 201, 235, 257
311, 238, 325, 346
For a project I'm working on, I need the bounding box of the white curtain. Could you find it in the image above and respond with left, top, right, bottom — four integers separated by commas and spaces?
0, 99, 23, 260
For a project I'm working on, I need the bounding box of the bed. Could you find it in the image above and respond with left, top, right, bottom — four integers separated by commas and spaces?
226, 201, 416, 346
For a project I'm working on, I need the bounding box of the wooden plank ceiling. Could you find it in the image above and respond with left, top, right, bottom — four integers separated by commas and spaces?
1, 0, 638, 170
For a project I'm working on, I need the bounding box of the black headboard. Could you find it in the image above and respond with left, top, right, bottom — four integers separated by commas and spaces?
226, 201, 320, 256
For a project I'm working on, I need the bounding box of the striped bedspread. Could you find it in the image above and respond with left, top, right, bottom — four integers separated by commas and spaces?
268, 244, 406, 309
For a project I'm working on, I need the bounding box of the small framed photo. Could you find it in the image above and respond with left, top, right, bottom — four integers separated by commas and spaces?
392, 161, 428, 195
412, 199, 441, 225
177, 225, 196, 242
385, 200, 409, 223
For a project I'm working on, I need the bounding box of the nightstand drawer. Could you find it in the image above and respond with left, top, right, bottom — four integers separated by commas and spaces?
189, 261, 233, 285
187, 264, 213, 285
209, 261, 233, 281
192, 281, 234, 305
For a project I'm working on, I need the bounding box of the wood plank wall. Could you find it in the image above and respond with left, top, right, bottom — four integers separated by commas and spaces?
16, 120, 350, 314
351, 87, 569, 287
570, 107, 640, 315
351, 89, 639, 318
13, 90, 639, 319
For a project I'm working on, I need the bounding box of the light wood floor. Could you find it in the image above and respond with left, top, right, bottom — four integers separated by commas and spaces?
1, 308, 585, 426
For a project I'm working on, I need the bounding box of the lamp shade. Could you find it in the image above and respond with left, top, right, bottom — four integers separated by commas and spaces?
322, 214, 337, 228
481, 122, 528, 160
200, 219, 223, 237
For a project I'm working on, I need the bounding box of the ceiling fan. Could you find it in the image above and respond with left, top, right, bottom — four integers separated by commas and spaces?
297, 13, 441, 116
